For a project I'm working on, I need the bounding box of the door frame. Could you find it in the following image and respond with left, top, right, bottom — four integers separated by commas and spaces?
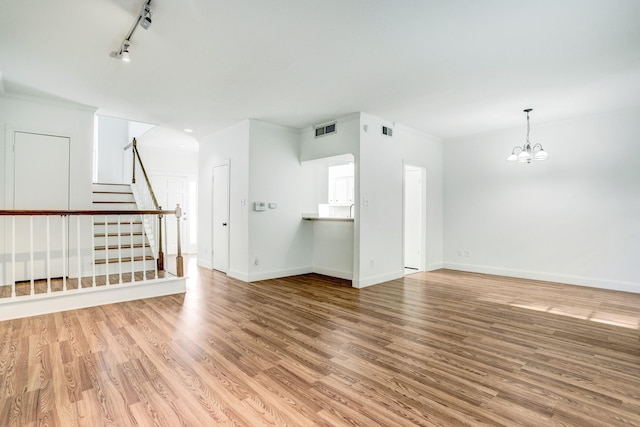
211, 160, 230, 273
5, 129, 72, 282
402, 163, 427, 273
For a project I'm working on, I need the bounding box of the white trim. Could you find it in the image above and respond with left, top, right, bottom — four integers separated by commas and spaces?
425, 262, 444, 271
227, 269, 249, 282
443, 262, 640, 294
312, 266, 353, 280
247, 266, 313, 282
197, 257, 212, 269
0, 276, 186, 321
353, 270, 404, 289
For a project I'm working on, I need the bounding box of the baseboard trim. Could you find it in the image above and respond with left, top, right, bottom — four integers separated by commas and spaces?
312, 266, 353, 281
353, 270, 404, 289
443, 262, 640, 294
425, 262, 444, 272
0, 276, 186, 321
197, 258, 212, 269
247, 266, 313, 282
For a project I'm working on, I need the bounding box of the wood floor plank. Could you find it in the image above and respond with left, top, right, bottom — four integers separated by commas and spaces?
1, 260, 639, 425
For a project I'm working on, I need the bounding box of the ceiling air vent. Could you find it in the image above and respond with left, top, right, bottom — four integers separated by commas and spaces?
314, 122, 337, 138
382, 125, 393, 137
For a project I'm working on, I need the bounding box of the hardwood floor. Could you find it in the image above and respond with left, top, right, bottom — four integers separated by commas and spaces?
0, 260, 639, 426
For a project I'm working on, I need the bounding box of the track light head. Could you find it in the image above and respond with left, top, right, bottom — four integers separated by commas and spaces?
121, 43, 131, 62
140, 4, 152, 29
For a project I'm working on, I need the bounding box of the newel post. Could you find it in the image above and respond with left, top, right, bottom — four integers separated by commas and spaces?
131, 138, 137, 184
157, 207, 164, 271
175, 204, 184, 277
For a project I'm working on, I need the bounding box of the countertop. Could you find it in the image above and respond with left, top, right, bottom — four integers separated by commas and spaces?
302, 214, 354, 222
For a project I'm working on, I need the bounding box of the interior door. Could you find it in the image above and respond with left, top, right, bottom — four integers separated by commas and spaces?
152, 174, 187, 254
404, 167, 421, 270
13, 131, 70, 281
212, 163, 230, 273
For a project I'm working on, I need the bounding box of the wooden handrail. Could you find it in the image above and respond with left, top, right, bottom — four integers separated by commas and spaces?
130, 138, 160, 210
0, 209, 176, 216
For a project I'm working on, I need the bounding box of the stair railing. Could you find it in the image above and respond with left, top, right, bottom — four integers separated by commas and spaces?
125, 138, 183, 276
0, 208, 184, 303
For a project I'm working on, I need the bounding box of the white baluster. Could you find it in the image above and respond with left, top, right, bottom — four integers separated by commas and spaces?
62, 215, 67, 292
11, 216, 16, 298
105, 215, 110, 285
142, 214, 147, 281
130, 215, 135, 283
117, 215, 123, 284
91, 216, 96, 287
30, 216, 34, 295
77, 216, 81, 289
46, 216, 51, 293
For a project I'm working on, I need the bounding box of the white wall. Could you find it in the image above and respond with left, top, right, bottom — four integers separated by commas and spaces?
443, 107, 640, 293
0, 92, 97, 282
135, 127, 199, 177
1, 93, 96, 209
357, 112, 443, 288
96, 116, 129, 183
198, 120, 250, 277
299, 114, 360, 162
247, 120, 316, 280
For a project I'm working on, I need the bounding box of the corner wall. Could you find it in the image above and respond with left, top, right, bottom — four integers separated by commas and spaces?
357, 112, 444, 288
443, 107, 640, 292
198, 120, 250, 277
247, 121, 316, 280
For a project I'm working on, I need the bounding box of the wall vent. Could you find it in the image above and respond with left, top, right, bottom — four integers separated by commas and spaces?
382, 125, 393, 137
314, 122, 337, 138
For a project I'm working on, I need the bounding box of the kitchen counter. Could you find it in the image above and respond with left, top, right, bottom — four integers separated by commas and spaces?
302, 214, 354, 222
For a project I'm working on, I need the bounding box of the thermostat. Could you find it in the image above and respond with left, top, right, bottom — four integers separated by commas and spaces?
254, 201, 266, 211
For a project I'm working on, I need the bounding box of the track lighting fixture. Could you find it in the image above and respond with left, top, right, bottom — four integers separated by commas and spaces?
109, 0, 153, 62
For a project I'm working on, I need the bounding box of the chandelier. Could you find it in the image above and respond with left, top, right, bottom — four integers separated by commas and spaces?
507, 109, 549, 163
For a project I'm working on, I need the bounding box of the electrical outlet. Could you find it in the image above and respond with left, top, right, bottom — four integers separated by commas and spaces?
457, 250, 462, 256
465, 250, 471, 257
370, 259, 374, 268
254, 256, 259, 266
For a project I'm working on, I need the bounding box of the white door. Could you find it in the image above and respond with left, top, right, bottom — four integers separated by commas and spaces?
13, 132, 70, 281
152, 175, 187, 255
212, 163, 230, 273
404, 166, 422, 270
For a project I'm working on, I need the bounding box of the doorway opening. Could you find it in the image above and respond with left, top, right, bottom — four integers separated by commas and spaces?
404, 164, 426, 275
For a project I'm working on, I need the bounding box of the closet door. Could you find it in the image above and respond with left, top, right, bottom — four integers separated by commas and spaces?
13, 131, 70, 281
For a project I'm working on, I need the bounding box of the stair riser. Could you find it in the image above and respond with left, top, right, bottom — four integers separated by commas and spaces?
93, 260, 156, 276
92, 183, 132, 193
92, 202, 139, 211
94, 224, 145, 234
94, 235, 147, 247
92, 192, 136, 203
94, 248, 153, 259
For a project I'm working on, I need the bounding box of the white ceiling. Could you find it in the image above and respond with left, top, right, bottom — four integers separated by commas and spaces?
1, 0, 639, 140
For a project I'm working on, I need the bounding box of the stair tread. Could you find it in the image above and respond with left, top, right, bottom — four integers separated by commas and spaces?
94, 243, 150, 250
93, 201, 137, 204
93, 182, 131, 186
93, 191, 134, 195
94, 221, 143, 225
95, 232, 144, 237
94, 255, 155, 265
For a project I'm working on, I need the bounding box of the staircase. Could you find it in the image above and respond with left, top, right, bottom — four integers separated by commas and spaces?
92, 183, 156, 274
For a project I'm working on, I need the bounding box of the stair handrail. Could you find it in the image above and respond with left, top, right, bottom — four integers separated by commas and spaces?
0, 207, 183, 277
125, 137, 165, 270
125, 138, 160, 210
